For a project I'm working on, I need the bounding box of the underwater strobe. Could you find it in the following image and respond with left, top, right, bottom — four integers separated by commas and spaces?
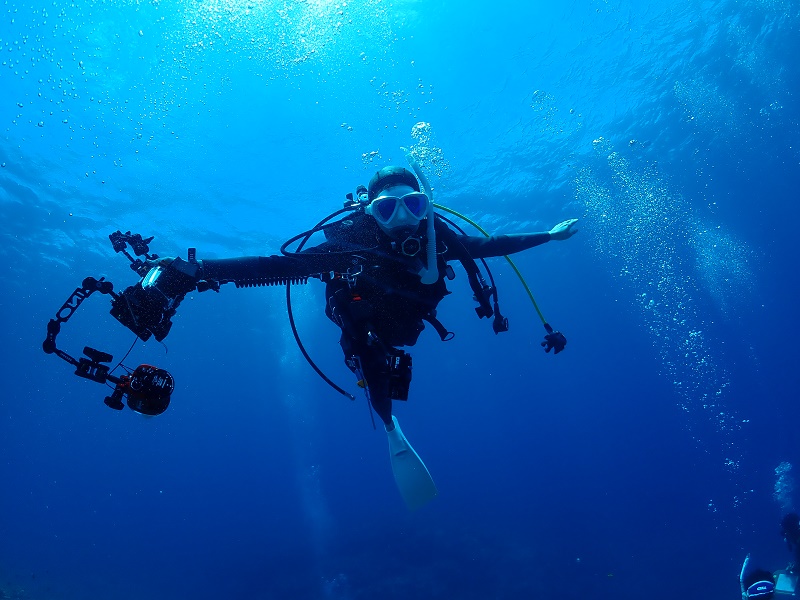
42, 231, 182, 416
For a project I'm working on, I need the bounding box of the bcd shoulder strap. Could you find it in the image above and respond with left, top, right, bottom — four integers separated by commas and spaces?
433, 215, 494, 320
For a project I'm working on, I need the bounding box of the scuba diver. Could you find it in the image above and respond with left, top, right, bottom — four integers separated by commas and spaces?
42, 155, 578, 510
188, 164, 576, 507
739, 514, 800, 598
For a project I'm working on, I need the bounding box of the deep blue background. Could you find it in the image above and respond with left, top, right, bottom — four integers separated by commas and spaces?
2, 0, 799, 598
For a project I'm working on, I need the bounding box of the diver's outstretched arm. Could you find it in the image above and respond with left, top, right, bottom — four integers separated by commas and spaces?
198, 255, 325, 286
455, 218, 579, 259
146, 250, 357, 289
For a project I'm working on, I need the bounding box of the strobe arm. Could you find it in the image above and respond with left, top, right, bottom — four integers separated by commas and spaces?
109, 231, 159, 276
43, 277, 117, 360
42, 276, 128, 386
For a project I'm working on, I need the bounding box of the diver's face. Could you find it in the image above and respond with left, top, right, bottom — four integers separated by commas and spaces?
370, 184, 424, 239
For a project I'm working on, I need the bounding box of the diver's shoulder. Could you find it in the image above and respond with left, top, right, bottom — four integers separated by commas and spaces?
324, 211, 377, 243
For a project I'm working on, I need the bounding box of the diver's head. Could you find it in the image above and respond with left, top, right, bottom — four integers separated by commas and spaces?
365, 166, 428, 239
742, 570, 776, 599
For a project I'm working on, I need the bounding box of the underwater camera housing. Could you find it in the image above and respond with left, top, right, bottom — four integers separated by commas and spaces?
110, 257, 199, 342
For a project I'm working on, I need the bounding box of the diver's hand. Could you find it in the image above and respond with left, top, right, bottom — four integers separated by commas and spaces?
541, 323, 567, 354
548, 218, 579, 241
142, 256, 205, 294
144, 256, 175, 270
541, 330, 567, 354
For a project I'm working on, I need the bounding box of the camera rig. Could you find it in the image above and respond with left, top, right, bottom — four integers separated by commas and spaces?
42, 231, 196, 415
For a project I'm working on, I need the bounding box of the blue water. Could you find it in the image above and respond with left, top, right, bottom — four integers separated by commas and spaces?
2, 0, 799, 598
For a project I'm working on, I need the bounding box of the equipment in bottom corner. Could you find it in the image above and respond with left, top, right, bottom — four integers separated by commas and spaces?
740, 554, 799, 599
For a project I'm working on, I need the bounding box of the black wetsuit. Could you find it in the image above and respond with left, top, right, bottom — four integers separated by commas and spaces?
198, 212, 551, 427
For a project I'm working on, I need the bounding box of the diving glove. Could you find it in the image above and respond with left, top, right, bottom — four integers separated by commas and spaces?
541, 323, 567, 354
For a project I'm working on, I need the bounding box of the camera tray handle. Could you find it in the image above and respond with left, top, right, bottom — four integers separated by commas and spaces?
42, 276, 124, 386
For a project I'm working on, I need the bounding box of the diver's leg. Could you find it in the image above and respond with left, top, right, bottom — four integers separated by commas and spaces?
339, 334, 394, 429
359, 354, 395, 430
339, 335, 434, 508
367, 386, 394, 430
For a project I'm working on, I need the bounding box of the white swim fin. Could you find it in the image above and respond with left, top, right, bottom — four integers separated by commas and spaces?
386, 416, 438, 510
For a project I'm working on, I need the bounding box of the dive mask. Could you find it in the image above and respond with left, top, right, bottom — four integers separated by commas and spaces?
366, 192, 429, 228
